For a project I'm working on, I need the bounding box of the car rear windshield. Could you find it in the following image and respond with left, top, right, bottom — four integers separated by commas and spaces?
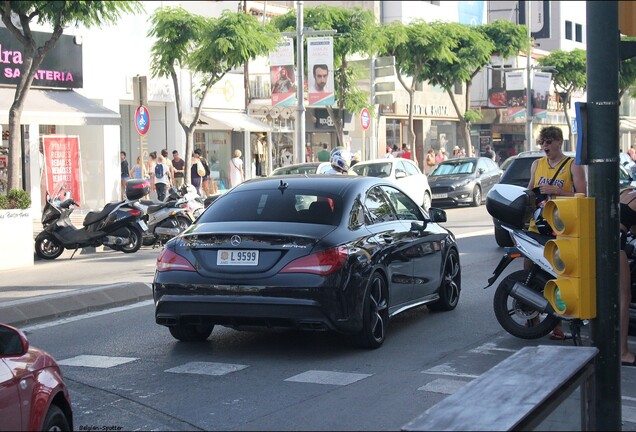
351, 162, 391, 178
198, 189, 342, 225
430, 161, 475, 176
499, 157, 539, 186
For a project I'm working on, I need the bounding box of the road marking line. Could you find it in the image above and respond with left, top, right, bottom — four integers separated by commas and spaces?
21, 300, 154, 332
165, 362, 248, 376
469, 342, 518, 354
285, 370, 372, 385
422, 363, 480, 379
58, 355, 138, 368
418, 378, 471, 394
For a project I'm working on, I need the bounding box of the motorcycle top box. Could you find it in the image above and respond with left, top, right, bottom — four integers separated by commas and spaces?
486, 184, 536, 229
126, 179, 151, 200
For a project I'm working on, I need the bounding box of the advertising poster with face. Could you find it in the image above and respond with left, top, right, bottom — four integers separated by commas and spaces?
532, 72, 552, 119
269, 37, 296, 107
504, 71, 527, 120
307, 37, 335, 106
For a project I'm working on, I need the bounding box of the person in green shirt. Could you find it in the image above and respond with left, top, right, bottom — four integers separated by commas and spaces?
317, 143, 331, 162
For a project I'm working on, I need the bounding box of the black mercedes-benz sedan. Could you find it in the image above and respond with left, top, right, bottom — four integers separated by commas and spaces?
153, 175, 461, 349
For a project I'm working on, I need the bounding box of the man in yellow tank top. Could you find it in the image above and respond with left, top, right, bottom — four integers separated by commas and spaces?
526, 126, 587, 340
527, 126, 587, 233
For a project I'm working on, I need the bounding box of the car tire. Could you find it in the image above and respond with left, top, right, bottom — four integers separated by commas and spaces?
494, 224, 513, 247
42, 404, 71, 431
169, 324, 214, 342
352, 272, 389, 349
422, 192, 432, 212
429, 248, 461, 311
470, 185, 482, 207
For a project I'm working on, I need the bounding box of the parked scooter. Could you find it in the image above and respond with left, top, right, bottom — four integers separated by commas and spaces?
131, 185, 197, 247
483, 184, 586, 344
35, 183, 148, 260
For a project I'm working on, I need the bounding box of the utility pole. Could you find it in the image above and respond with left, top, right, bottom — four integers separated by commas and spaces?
525, 0, 533, 152
587, 2, 621, 429
283, 2, 337, 164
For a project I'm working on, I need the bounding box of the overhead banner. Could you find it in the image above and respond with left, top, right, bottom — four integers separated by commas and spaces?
307, 37, 335, 106
43, 135, 82, 205
532, 72, 552, 119
269, 37, 296, 107
505, 71, 527, 120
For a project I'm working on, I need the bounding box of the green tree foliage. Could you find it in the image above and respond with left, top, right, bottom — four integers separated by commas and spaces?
149, 8, 278, 183
538, 49, 586, 146
0, 1, 143, 191
272, 5, 377, 148
418, 22, 494, 156
620, 37, 636, 99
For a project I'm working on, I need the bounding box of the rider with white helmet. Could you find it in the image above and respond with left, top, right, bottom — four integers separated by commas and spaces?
325, 147, 353, 175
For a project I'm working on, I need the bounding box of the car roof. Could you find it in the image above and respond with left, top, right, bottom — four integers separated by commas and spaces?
354, 158, 403, 165
515, 150, 576, 159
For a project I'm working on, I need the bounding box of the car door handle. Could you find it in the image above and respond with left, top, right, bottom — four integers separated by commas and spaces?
381, 234, 393, 244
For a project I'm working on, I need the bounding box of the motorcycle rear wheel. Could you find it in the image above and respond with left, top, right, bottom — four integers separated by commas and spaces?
35, 232, 64, 260
493, 269, 560, 339
120, 225, 143, 253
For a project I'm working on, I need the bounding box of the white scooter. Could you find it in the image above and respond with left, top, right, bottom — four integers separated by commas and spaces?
483, 184, 585, 345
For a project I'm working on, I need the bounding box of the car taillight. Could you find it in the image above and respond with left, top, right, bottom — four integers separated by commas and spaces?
280, 246, 348, 275
157, 249, 196, 272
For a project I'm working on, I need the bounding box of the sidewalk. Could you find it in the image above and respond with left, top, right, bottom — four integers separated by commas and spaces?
0, 241, 158, 327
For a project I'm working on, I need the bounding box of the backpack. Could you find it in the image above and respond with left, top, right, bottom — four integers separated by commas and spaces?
203, 159, 211, 177
154, 163, 164, 179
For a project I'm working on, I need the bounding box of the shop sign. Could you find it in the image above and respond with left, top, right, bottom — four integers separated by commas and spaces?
405, 104, 450, 117
0, 28, 83, 88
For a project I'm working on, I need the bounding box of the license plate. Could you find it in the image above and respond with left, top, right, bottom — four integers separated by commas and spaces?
432, 193, 448, 199
217, 250, 259, 266
138, 220, 148, 231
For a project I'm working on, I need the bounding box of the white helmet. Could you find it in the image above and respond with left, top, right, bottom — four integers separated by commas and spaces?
330, 148, 352, 173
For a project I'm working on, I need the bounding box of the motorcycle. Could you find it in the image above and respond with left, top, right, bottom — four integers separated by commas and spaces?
130, 185, 198, 247
484, 184, 585, 344
35, 183, 148, 260
623, 232, 636, 336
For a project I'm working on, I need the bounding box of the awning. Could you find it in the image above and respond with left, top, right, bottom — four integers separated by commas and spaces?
620, 118, 636, 131
200, 110, 272, 132
0, 87, 120, 126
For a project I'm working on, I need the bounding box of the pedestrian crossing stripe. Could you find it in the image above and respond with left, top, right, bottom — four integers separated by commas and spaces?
58, 355, 138, 368
285, 370, 371, 386
165, 361, 248, 376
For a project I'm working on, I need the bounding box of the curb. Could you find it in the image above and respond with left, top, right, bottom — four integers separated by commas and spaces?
0, 282, 153, 327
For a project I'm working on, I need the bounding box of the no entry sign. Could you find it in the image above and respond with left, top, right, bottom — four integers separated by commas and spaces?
360, 108, 370, 130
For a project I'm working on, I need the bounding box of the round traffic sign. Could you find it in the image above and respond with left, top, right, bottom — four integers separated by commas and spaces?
135, 105, 150, 135
360, 108, 370, 130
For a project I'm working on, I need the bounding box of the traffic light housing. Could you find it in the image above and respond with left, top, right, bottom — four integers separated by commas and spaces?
542, 194, 596, 319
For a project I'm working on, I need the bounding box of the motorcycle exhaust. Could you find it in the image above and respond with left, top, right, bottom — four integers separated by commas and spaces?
509, 282, 555, 314
103, 235, 128, 246
155, 227, 181, 236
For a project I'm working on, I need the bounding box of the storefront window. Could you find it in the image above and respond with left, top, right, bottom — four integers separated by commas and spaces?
195, 130, 231, 190
386, 119, 401, 151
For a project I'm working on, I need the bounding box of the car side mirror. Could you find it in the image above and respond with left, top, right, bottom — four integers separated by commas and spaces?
0, 324, 28, 357
395, 171, 406, 179
478, 168, 486, 174
428, 207, 447, 223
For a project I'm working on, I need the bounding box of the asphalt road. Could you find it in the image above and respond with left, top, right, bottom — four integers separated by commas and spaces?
16, 205, 636, 431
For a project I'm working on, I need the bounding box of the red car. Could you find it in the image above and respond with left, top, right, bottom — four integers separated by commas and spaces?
0, 323, 73, 431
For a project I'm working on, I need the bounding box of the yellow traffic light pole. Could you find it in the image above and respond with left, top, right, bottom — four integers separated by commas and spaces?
543, 194, 596, 319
